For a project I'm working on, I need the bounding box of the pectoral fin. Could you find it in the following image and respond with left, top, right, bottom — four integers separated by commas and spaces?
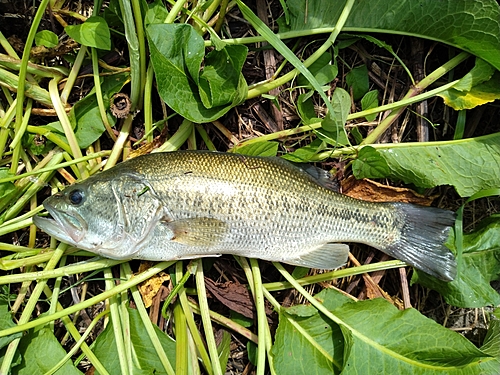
286, 243, 349, 269
164, 217, 228, 247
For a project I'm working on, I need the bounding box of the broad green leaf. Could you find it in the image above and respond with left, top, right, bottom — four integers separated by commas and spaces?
93, 307, 176, 375
452, 58, 496, 92
35, 30, 58, 48
330, 87, 350, 129
0, 169, 16, 202
438, 58, 499, 109
278, 0, 500, 71
360, 90, 379, 121
147, 23, 247, 123
273, 307, 344, 374
16, 328, 83, 375
0, 301, 21, 350
70, 96, 112, 149
346, 64, 369, 101
65, 16, 111, 50
296, 93, 321, 125
273, 289, 499, 375
334, 297, 496, 374
321, 87, 350, 145
439, 71, 500, 110
352, 146, 390, 178
358, 133, 500, 197
297, 51, 338, 87
231, 140, 279, 157
282, 138, 324, 162
198, 44, 248, 108
482, 316, 500, 357
144, 0, 169, 26
413, 216, 500, 307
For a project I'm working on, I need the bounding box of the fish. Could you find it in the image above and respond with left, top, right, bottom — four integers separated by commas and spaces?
33, 150, 457, 281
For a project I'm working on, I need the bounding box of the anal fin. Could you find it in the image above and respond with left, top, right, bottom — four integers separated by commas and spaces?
285, 243, 349, 269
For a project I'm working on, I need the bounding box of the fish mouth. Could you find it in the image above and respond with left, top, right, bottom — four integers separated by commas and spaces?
33, 204, 87, 244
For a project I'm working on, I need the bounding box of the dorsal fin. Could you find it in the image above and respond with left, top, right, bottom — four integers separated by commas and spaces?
286, 160, 340, 192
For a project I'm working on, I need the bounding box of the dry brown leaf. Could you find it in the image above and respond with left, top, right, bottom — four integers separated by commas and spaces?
205, 278, 273, 321
137, 261, 170, 308
342, 176, 436, 205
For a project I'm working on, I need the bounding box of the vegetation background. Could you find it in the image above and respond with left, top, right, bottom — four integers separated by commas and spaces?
0, 0, 499, 374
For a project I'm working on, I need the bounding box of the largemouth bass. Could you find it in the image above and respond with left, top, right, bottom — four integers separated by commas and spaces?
33, 151, 457, 281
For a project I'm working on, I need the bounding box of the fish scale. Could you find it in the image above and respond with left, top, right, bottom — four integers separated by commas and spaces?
33, 150, 457, 281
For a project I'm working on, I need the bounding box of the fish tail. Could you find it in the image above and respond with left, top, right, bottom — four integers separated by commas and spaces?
383, 203, 457, 281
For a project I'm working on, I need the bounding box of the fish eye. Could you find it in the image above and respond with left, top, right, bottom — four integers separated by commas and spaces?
68, 189, 85, 205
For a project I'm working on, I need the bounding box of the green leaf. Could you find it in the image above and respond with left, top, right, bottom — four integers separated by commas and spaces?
285, 304, 318, 318
482, 316, 500, 357
35, 30, 58, 48
321, 87, 350, 145
358, 133, 500, 197
360, 90, 379, 121
0, 169, 16, 202
93, 307, 176, 374
70, 97, 111, 149
229, 311, 253, 328
273, 305, 344, 374
65, 16, 111, 50
22, 133, 53, 155
350, 126, 363, 145
452, 58, 496, 92
0, 301, 22, 350
439, 70, 500, 110
231, 141, 279, 157
16, 328, 83, 374
144, 0, 169, 26
291, 266, 310, 279
282, 138, 324, 162
273, 289, 499, 375
438, 58, 499, 110
147, 23, 247, 123
346, 64, 369, 101
297, 51, 338, 87
413, 216, 500, 307
198, 44, 248, 108
296, 92, 321, 125
352, 146, 390, 178
217, 330, 231, 371
278, 0, 500, 71
246, 341, 258, 365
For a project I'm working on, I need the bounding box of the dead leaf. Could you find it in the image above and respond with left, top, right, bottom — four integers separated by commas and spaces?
204, 278, 273, 321
342, 176, 436, 205
137, 261, 170, 308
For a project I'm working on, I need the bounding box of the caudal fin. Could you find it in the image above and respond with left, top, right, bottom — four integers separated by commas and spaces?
383, 203, 457, 281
